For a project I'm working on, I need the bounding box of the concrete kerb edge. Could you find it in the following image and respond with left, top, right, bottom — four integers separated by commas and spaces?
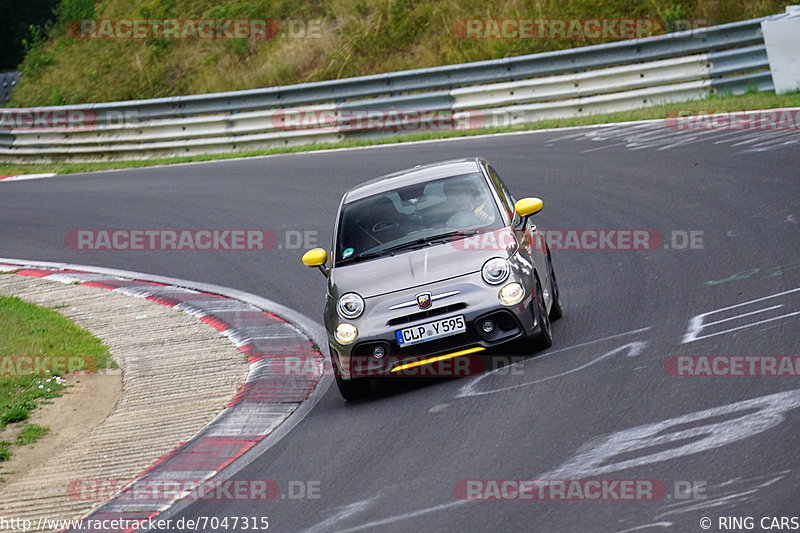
0, 257, 332, 528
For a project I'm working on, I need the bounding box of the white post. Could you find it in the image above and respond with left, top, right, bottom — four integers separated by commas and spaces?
761, 6, 800, 94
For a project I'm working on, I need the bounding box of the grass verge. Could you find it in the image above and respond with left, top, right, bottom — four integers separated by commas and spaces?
15, 424, 50, 445
0, 293, 113, 464
8, 0, 789, 107
1, 90, 798, 177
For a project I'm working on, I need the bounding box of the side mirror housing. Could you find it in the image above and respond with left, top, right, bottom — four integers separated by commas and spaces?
302, 248, 329, 277
515, 197, 544, 218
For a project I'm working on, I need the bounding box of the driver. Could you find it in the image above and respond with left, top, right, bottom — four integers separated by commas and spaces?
443, 180, 494, 226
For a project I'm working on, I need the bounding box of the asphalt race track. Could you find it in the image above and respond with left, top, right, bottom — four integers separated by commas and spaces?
2, 121, 799, 532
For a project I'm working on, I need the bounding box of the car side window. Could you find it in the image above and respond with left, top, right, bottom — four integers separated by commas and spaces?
487, 166, 516, 221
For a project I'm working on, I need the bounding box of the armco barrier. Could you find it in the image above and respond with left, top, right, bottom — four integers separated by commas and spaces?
0, 15, 778, 163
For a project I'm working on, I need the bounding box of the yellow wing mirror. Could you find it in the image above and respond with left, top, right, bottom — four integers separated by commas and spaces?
515, 197, 544, 218
302, 248, 329, 277
302, 248, 327, 266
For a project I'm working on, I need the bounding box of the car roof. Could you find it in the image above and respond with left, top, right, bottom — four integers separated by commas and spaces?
343, 158, 486, 203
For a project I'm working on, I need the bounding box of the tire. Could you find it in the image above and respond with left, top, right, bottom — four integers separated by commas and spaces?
531, 276, 553, 350
547, 253, 563, 321
335, 375, 372, 400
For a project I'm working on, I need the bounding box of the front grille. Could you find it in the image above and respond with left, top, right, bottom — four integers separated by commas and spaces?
387, 303, 467, 327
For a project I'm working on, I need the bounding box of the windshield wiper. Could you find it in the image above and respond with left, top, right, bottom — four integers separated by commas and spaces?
346, 230, 479, 262
386, 230, 479, 252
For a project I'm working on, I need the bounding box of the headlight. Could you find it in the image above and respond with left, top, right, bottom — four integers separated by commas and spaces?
335, 323, 358, 344
498, 282, 524, 305
337, 293, 364, 319
482, 257, 510, 285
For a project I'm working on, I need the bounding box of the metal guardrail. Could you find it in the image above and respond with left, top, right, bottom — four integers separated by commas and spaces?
0, 71, 20, 106
0, 16, 774, 163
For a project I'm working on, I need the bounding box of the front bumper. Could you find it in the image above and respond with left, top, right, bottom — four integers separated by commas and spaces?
326, 271, 539, 379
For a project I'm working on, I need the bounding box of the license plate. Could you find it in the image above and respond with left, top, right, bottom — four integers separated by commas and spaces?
396, 315, 466, 347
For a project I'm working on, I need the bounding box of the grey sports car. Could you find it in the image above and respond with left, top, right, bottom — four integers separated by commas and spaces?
302, 157, 562, 399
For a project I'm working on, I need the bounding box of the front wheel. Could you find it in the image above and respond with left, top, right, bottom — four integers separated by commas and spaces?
531, 276, 553, 350
335, 376, 372, 400
547, 253, 563, 321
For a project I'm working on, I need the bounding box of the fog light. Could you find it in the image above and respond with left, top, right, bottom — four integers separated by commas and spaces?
498, 282, 524, 305
481, 320, 495, 333
334, 323, 358, 345
373, 345, 385, 358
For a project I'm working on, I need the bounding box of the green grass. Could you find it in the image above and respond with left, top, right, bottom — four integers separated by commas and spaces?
6, 0, 790, 107
0, 295, 114, 368
1, 407, 30, 425
0, 442, 11, 462
15, 424, 50, 445
0, 89, 798, 176
0, 294, 114, 464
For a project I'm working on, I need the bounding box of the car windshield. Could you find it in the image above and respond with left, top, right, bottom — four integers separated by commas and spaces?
335, 172, 505, 265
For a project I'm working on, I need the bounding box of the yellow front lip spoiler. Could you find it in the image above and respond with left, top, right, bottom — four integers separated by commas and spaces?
390, 346, 486, 373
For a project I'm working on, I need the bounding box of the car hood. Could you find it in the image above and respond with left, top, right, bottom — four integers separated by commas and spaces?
329, 234, 517, 299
